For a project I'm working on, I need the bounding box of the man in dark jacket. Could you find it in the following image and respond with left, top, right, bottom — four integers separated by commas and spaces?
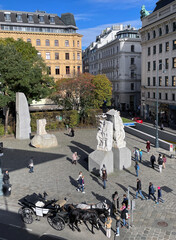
148, 182, 157, 202
136, 178, 145, 200
3, 171, 10, 185
150, 154, 156, 169
158, 154, 163, 173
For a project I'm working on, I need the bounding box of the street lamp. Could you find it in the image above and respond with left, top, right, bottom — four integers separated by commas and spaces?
155, 64, 166, 148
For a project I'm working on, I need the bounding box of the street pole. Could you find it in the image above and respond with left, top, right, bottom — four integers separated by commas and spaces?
155, 66, 159, 148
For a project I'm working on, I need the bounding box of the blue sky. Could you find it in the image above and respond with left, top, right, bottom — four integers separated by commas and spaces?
1, 0, 156, 48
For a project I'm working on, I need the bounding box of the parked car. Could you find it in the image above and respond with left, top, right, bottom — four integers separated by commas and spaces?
132, 117, 143, 124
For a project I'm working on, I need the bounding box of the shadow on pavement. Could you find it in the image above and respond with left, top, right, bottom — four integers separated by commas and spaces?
69, 176, 78, 188
71, 141, 94, 154
90, 174, 102, 187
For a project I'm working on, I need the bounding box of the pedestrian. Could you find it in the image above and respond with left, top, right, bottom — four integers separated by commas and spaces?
139, 149, 142, 162
148, 182, 157, 203
150, 154, 156, 169
28, 157, 34, 173
112, 191, 119, 214
136, 178, 145, 200
133, 148, 139, 161
3, 170, 10, 185
81, 176, 85, 193
122, 194, 128, 208
72, 152, 78, 165
160, 122, 164, 130
76, 171, 82, 192
158, 154, 163, 173
157, 186, 164, 204
71, 128, 74, 137
162, 154, 167, 169
102, 169, 107, 189
105, 216, 112, 238
146, 141, 150, 154
120, 203, 128, 228
115, 215, 120, 237
135, 161, 140, 177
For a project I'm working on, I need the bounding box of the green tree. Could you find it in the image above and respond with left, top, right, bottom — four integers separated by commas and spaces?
91, 74, 112, 108
0, 38, 54, 134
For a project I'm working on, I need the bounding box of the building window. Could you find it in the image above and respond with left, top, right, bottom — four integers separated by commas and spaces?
65, 53, 69, 60
173, 57, 176, 68
77, 66, 80, 74
47, 66, 51, 75
77, 41, 80, 47
131, 45, 134, 52
173, 40, 176, 50
153, 30, 156, 38
55, 53, 59, 60
159, 93, 161, 99
173, 22, 176, 32
66, 66, 70, 74
159, 76, 162, 86
159, 44, 162, 53
148, 77, 150, 86
153, 92, 155, 99
36, 39, 41, 46
148, 92, 150, 98
153, 45, 156, 55
159, 60, 162, 70
55, 66, 60, 75
165, 76, 168, 86
46, 52, 50, 60
65, 40, 69, 47
147, 32, 150, 40
165, 93, 168, 100
17, 14, 22, 22
153, 77, 156, 86
28, 15, 33, 22
153, 61, 156, 71
4, 13, 11, 21
77, 53, 80, 60
172, 76, 176, 86
39, 15, 44, 22
37, 52, 41, 57
148, 47, 150, 56
50, 17, 55, 23
148, 62, 150, 71
165, 58, 169, 69
166, 25, 169, 34
46, 39, 50, 46
54, 40, 59, 46
165, 42, 169, 52
131, 58, 134, 65
172, 94, 175, 101
73, 53, 75, 60
73, 40, 75, 47
27, 38, 31, 43
131, 83, 134, 90
159, 27, 162, 36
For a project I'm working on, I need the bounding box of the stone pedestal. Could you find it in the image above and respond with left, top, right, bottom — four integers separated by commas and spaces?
88, 150, 113, 176
31, 134, 58, 148
113, 147, 131, 170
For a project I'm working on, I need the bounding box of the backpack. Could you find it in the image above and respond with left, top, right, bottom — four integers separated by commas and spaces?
125, 212, 129, 220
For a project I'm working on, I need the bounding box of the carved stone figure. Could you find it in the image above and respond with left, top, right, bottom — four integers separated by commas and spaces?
97, 119, 113, 151
37, 119, 47, 135
140, 5, 150, 19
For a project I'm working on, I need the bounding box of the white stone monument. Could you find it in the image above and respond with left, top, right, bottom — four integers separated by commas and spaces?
16, 92, 31, 140
31, 119, 58, 148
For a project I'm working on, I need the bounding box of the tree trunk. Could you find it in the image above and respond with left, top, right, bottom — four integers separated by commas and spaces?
4, 107, 9, 135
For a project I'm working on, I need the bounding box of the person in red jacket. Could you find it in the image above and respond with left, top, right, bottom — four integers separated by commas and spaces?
146, 141, 150, 154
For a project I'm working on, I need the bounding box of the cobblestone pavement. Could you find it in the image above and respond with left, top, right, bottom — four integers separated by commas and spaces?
0, 128, 176, 240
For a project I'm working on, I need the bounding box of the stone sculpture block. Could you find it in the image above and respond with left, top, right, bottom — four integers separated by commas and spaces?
113, 147, 131, 170
31, 134, 58, 148
37, 119, 47, 135
97, 120, 113, 151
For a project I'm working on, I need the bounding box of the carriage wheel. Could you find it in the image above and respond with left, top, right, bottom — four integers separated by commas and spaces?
47, 216, 65, 231
21, 208, 33, 224
18, 207, 23, 215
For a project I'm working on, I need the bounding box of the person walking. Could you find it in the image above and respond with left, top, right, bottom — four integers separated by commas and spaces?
3, 170, 10, 185
150, 154, 156, 169
115, 215, 120, 237
136, 178, 145, 200
71, 128, 75, 137
102, 169, 107, 189
105, 216, 112, 238
157, 186, 164, 203
148, 182, 157, 203
120, 203, 128, 228
28, 157, 34, 173
76, 171, 82, 192
81, 176, 85, 193
162, 154, 167, 169
133, 148, 139, 162
135, 161, 140, 177
112, 191, 119, 214
146, 141, 150, 154
122, 194, 128, 208
72, 152, 78, 165
139, 149, 142, 162
158, 154, 163, 173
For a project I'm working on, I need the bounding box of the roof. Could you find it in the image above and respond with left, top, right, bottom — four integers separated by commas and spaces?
153, 0, 175, 12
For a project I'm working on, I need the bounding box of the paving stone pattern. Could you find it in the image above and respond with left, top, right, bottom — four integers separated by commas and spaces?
0, 128, 176, 240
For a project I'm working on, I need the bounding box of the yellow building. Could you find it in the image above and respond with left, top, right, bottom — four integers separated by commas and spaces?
0, 10, 83, 81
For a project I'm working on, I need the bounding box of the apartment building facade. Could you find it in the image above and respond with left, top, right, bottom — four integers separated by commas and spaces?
83, 25, 141, 111
140, 0, 176, 125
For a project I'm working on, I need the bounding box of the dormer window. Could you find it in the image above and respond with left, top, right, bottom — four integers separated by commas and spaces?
39, 15, 44, 23
17, 14, 22, 22
28, 15, 33, 22
4, 12, 11, 21
50, 16, 55, 24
